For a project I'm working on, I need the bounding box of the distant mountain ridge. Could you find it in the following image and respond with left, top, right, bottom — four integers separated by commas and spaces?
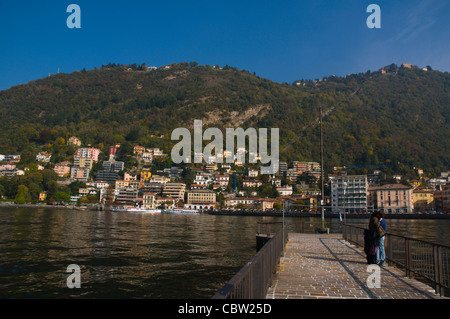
0, 62, 448, 176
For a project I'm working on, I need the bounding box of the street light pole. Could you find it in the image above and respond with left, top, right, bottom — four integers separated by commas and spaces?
319, 105, 328, 233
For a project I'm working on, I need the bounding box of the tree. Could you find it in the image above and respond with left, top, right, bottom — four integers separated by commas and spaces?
14, 185, 31, 204
53, 191, 71, 203
69, 181, 86, 196
258, 184, 279, 198
273, 202, 282, 210
217, 192, 225, 207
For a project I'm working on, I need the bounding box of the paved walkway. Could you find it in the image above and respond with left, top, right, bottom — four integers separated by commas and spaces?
266, 233, 446, 299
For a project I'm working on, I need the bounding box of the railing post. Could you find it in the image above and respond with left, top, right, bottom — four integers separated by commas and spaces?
434, 245, 444, 296
405, 238, 412, 278
387, 234, 393, 264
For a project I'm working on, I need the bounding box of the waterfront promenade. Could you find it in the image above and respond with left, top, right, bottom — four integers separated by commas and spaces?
266, 233, 446, 299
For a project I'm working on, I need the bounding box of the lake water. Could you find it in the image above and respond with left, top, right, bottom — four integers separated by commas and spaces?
1, 207, 449, 299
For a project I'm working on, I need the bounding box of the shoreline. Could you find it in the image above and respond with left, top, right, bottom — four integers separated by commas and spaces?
207, 210, 450, 220
0, 203, 91, 210
1, 203, 449, 219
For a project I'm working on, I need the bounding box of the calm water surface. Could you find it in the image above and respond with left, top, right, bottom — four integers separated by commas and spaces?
1, 207, 449, 299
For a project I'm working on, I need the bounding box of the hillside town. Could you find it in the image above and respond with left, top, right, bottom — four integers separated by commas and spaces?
0, 136, 449, 214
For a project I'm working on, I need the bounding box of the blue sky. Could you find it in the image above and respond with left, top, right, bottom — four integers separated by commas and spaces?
0, 0, 449, 91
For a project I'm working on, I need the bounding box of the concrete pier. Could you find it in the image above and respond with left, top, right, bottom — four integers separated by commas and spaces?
266, 233, 446, 299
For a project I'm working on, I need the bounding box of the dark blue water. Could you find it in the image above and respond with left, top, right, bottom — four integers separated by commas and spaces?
0, 207, 449, 298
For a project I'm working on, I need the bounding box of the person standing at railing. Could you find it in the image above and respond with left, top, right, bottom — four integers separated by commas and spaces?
377, 211, 387, 266
368, 211, 386, 265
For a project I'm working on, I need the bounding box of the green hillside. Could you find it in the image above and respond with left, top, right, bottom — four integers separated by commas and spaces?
0, 62, 448, 176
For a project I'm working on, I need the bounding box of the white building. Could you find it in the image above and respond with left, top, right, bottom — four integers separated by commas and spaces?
248, 169, 259, 178
194, 172, 213, 187
331, 175, 368, 213
277, 185, 293, 196
36, 152, 52, 163
215, 175, 230, 188
143, 193, 156, 209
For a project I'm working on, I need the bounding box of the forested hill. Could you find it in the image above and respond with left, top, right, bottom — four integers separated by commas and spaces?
0, 62, 448, 176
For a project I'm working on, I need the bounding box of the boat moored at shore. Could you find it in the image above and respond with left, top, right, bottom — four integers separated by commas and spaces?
111, 206, 161, 213
162, 208, 200, 215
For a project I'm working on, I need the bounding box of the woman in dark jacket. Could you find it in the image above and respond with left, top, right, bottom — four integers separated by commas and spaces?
369, 211, 386, 265
377, 211, 387, 266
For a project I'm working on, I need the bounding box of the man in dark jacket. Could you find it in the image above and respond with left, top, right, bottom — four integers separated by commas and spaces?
377, 211, 387, 266
369, 211, 386, 238
369, 211, 386, 265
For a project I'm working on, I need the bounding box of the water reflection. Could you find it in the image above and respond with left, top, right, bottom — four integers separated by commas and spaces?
0, 207, 449, 298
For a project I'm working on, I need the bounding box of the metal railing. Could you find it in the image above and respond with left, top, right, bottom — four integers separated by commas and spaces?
257, 222, 283, 236
343, 224, 450, 297
212, 226, 288, 299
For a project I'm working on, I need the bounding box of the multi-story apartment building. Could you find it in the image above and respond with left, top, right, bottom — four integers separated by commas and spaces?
124, 172, 137, 181
194, 172, 213, 187
224, 197, 256, 208
413, 188, 435, 212
285, 169, 299, 183
243, 179, 263, 188
141, 182, 163, 195
368, 184, 413, 213
70, 167, 90, 182
140, 152, 153, 162
4, 155, 21, 164
331, 175, 368, 213
292, 161, 320, 173
115, 180, 130, 189
96, 170, 119, 183
254, 198, 276, 211
215, 175, 230, 188
133, 145, 145, 155
103, 161, 124, 172
143, 193, 156, 209
442, 183, 450, 213
53, 162, 71, 177
291, 161, 309, 173
73, 156, 94, 169
149, 175, 169, 184
278, 161, 288, 174
277, 185, 293, 196
115, 188, 140, 204
187, 190, 216, 204
162, 183, 186, 201
76, 148, 100, 162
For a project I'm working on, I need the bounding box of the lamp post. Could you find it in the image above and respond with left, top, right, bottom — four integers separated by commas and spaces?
343, 181, 347, 224
318, 105, 329, 234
